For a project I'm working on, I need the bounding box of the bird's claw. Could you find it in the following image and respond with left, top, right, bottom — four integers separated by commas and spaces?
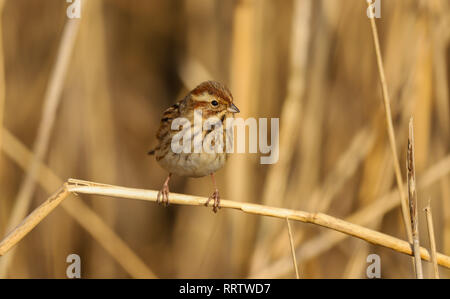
205, 189, 221, 213
157, 183, 170, 207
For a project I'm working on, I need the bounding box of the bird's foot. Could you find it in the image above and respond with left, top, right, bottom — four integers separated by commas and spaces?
205, 189, 220, 213
157, 182, 170, 207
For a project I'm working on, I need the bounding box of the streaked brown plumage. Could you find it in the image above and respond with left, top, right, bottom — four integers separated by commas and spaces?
148, 81, 239, 212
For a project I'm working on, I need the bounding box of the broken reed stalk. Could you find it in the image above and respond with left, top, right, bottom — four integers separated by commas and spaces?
367, 1, 412, 243
0, 185, 70, 257
424, 200, 440, 279
1, 178, 450, 271
407, 118, 423, 279
2, 128, 156, 278
286, 218, 299, 279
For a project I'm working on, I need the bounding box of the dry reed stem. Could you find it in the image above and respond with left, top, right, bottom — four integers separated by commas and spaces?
286, 218, 299, 278
339, 122, 405, 278
179, 56, 214, 90
339, 123, 399, 278
79, 0, 120, 275
268, 125, 375, 264
251, 0, 312, 271
227, 0, 257, 275
295, 2, 328, 200
424, 200, 439, 279
368, 1, 412, 242
252, 154, 450, 278
1, 129, 156, 278
261, 0, 311, 207
1, 178, 450, 272
0, 0, 5, 154
441, 176, 450, 257
342, 234, 371, 278
259, 1, 334, 272
308, 127, 375, 212
61, 197, 157, 278
431, 8, 450, 263
431, 4, 450, 142
0, 185, 69, 256
0, 6, 85, 276
407, 118, 423, 278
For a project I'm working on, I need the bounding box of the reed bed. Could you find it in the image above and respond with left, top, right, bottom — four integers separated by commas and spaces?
0, 0, 449, 278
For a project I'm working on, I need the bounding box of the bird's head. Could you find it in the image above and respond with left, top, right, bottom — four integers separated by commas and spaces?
186, 81, 239, 120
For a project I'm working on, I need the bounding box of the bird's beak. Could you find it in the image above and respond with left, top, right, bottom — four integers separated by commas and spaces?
228, 103, 240, 113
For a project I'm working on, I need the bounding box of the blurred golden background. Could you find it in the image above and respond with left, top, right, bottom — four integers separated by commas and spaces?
0, 0, 449, 278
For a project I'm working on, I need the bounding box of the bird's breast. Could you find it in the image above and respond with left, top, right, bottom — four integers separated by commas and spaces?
157, 151, 227, 178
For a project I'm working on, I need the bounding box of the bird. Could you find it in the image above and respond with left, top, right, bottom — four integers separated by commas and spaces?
148, 81, 240, 212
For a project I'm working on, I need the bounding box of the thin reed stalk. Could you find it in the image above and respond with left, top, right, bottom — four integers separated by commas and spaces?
424, 200, 439, 279
286, 218, 299, 279
367, 1, 412, 242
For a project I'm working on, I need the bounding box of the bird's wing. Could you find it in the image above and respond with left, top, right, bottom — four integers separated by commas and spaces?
156, 102, 181, 141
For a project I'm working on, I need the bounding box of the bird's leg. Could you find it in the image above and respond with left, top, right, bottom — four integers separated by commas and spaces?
157, 173, 171, 207
205, 173, 220, 213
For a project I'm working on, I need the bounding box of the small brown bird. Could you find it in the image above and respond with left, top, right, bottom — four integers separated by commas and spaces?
148, 81, 240, 212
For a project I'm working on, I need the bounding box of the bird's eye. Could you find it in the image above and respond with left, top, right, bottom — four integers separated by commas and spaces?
211, 100, 219, 106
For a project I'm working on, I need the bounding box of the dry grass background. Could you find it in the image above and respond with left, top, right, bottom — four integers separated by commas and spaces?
0, 0, 449, 278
